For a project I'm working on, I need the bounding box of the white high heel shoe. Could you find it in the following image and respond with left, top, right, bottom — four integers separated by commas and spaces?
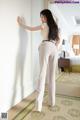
33, 100, 42, 112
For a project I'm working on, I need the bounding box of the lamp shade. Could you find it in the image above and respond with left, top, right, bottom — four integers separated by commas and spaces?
73, 44, 79, 49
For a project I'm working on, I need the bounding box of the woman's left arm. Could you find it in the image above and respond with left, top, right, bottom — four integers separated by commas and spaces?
17, 16, 41, 31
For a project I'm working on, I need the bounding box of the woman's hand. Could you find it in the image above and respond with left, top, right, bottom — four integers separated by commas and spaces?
17, 16, 41, 31
17, 16, 23, 27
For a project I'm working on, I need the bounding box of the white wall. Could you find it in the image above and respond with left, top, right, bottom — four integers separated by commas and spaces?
0, 0, 45, 113
31, 0, 44, 91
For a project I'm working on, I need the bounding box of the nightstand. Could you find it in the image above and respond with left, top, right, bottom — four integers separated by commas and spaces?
58, 57, 70, 72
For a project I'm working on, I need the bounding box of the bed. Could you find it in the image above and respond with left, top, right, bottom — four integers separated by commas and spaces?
67, 56, 80, 72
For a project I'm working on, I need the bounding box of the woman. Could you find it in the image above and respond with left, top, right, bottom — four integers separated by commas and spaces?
17, 9, 60, 112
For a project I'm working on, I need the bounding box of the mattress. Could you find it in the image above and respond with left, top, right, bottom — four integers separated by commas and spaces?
66, 56, 80, 72
67, 56, 80, 65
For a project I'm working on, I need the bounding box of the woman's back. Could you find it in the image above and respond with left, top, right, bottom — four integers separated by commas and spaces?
41, 22, 49, 40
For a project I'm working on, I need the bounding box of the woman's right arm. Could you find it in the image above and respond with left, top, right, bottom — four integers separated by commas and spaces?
17, 16, 41, 31
55, 39, 60, 47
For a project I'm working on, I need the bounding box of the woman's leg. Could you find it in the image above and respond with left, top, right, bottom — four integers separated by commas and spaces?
48, 54, 58, 106
35, 43, 50, 112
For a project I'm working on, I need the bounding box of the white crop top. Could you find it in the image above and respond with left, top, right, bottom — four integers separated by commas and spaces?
41, 22, 56, 44
41, 22, 49, 40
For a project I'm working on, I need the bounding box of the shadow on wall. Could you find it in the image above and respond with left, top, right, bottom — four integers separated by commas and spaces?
10, 26, 28, 107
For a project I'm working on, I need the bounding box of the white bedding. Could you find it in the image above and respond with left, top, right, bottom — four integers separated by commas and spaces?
67, 56, 80, 65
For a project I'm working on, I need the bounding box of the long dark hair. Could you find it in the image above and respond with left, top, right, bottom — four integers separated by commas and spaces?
40, 9, 59, 41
